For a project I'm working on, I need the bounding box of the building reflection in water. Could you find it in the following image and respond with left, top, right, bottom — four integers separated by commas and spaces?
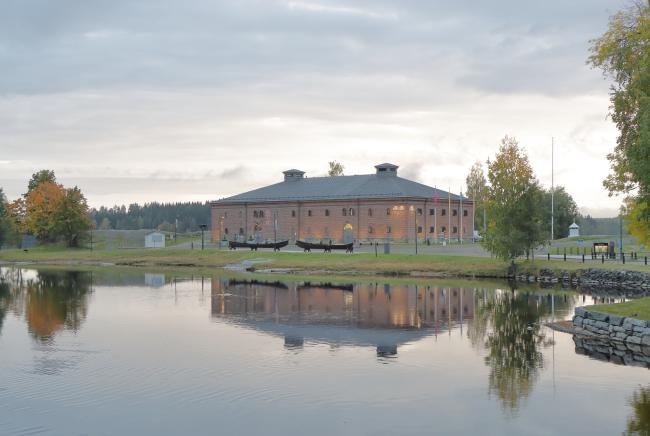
211, 278, 475, 358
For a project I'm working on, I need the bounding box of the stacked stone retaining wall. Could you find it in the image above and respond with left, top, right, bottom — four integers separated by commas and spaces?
513, 268, 650, 296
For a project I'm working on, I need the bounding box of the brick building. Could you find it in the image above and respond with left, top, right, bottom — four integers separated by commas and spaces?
210, 163, 473, 243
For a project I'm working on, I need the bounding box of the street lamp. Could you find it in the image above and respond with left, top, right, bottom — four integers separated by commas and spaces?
200, 224, 207, 250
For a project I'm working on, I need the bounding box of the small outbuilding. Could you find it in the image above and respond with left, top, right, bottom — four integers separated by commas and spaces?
145, 231, 166, 248
569, 222, 580, 238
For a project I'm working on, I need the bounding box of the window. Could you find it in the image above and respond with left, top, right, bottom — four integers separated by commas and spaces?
349, 208, 355, 216
307, 210, 312, 217
342, 208, 347, 216
417, 208, 423, 216
325, 209, 330, 216
259, 210, 264, 218
239, 228, 244, 235
291, 210, 296, 217
453, 226, 458, 233
225, 228, 229, 234
368, 226, 374, 234
417, 226, 423, 233
386, 208, 391, 216
224, 212, 228, 218
452, 209, 458, 217
441, 209, 447, 216
429, 226, 434, 233
386, 225, 392, 234
368, 208, 373, 217
253, 211, 258, 218
463, 209, 468, 217
441, 226, 446, 233
429, 208, 435, 216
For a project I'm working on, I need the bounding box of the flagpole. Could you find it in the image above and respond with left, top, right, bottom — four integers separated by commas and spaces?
458, 188, 463, 244
434, 186, 438, 244
448, 187, 451, 244
551, 137, 555, 241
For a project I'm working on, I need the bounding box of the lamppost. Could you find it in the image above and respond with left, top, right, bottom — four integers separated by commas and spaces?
200, 224, 207, 250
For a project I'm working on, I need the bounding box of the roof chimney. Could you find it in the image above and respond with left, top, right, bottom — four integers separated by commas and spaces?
283, 169, 305, 181
375, 163, 398, 177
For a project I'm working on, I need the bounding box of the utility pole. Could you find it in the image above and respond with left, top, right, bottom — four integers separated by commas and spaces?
551, 137, 555, 241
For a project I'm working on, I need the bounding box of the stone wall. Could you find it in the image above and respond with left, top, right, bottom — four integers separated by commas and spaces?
573, 307, 650, 366
515, 269, 650, 297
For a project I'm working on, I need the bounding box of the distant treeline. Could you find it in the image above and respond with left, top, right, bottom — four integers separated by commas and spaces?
577, 215, 627, 237
91, 202, 211, 232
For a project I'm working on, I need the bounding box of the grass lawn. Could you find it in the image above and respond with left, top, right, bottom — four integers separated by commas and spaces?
2, 246, 650, 278
590, 297, 650, 321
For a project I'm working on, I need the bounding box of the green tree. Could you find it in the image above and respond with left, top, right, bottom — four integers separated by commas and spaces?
53, 187, 93, 247
482, 136, 546, 261
543, 186, 579, 239
0, 188, 15, 247
26, 169, 57, 195
589, 2, 650, 241
465, 161, 488, 234
328, 161, 344, 176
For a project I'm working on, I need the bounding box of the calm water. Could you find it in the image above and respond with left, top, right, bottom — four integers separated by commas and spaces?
0, 267, 648, 436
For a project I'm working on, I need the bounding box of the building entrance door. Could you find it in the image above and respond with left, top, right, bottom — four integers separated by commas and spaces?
343, 223, 354, 244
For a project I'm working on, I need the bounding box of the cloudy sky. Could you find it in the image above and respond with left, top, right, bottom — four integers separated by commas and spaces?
0, 0, 625, 216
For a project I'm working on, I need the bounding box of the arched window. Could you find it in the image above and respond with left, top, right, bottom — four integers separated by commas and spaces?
253, 211, 258, 218
386, 208, 391, 216
325, 209, 330, 216
342, 208, 347, 216
291, 210, 296, 217
308, 210, 312, 217
368, 226, 374, 234
349, 208, 355, 216
368, 208, 373, 217
224, 228, 229, 234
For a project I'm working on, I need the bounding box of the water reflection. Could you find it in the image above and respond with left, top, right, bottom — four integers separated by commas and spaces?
0, 269, 93, 342
626, 385, 650, 435
471, 289, 572, 414
211, 279, 475, 357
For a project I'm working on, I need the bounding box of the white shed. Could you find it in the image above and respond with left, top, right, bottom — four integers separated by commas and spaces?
569, 223, 580, 238
145, 232, 166, 248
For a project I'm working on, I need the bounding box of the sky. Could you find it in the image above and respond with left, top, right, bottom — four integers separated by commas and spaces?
0, 0, 626, 216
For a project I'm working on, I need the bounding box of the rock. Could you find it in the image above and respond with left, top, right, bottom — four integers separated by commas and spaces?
642, 335, 650, 347
626, 335, 642, 345
573, 316, 584, 326
591, 311, 609, 322
608, 314, 624, 326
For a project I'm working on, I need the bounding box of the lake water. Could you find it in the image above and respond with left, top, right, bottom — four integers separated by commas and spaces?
0, 267, 648, 435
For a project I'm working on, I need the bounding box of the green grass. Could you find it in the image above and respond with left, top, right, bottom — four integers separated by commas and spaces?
2, 246, 650, 278
590, 297, 650, 321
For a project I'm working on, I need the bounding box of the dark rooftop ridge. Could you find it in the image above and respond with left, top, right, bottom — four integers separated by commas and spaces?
213, 163, 464, 205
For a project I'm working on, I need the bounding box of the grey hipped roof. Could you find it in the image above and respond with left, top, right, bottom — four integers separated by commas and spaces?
213, 172, 465, 205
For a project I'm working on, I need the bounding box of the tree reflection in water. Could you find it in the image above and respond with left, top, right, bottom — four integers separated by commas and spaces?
626, 385, 650, 435
26, 271, 92, 342
0, 269, 93, 342
0, 279, 10, 336
472, 288, 565, 415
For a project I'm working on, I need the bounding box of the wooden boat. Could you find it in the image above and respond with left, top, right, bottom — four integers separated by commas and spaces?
296, 240, 353, 253
228, 240, 289, 251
